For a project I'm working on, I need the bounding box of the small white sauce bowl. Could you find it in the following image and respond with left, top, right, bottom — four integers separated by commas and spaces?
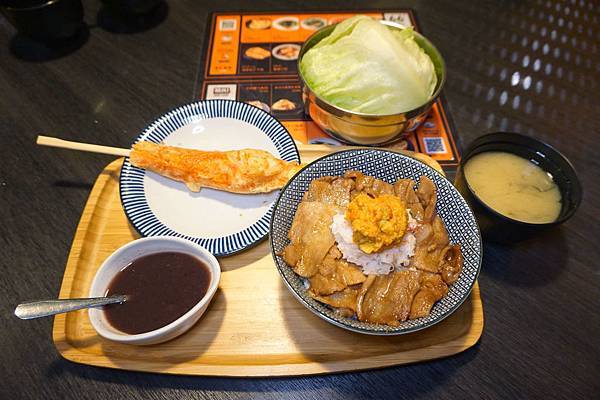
88, 236, 221, 345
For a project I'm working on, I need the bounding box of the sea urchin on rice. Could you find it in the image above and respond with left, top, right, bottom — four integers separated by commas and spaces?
331, 211, 418, 275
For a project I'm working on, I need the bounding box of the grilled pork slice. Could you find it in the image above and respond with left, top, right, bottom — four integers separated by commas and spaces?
313, 287, 360, 317
129, 141, 302, 194
357, 270, 423, 326
282, 201, 336, 278
411, 215, 450, 274
303, 177, 353, 209
309, 255, 366, 296
409, 273, 448, 319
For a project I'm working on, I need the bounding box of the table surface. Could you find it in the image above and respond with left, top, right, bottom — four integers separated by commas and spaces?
1, 1, 599, 399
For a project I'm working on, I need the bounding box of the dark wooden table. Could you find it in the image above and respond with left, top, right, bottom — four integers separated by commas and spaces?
1, 1, 598, 399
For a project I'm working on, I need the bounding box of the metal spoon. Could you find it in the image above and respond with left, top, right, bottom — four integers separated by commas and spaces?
14, 295, 127, 320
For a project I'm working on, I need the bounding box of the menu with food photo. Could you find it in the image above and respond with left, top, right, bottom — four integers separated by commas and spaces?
197, 10, 461, 170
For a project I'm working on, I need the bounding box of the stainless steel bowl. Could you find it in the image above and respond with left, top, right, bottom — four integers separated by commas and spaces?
298, 20, 446, 145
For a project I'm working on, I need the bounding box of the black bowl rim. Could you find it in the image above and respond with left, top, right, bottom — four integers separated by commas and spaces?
460, 131, 582, 226
2, 0, 60, 11
269, 148, 483, 335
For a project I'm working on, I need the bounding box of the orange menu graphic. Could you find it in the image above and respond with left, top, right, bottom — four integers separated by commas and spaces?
240, 13, 382, 44
206, 12, 412, 79
200, 11, 461, 168
208, 15, 241, 76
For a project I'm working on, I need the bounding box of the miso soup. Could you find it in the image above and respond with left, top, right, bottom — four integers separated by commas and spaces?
464, 152, 561, 224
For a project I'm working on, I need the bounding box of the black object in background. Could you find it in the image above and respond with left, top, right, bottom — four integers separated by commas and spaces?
100, 0, 162, 15
97, 0, 168, 34
0, 0, 84, 42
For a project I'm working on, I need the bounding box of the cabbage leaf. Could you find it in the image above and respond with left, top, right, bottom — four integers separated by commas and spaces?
300, 15, 438, 114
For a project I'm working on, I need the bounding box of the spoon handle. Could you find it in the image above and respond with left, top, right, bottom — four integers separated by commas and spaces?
14, 295, 127, 320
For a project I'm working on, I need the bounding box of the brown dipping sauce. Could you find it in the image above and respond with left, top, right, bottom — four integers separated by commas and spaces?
104, 252, 211, 335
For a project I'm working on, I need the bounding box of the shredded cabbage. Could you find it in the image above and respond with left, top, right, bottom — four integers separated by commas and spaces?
300, 15, 438, 114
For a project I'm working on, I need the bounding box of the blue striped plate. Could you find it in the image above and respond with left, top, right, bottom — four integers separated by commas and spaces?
270, 149, 482, 335
120, 100, 300, 256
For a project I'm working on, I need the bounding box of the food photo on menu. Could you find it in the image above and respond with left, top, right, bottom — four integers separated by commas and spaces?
4, 3, 595, 399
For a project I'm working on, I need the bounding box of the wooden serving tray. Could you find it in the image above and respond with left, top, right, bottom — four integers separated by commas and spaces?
53, 153, 483, 376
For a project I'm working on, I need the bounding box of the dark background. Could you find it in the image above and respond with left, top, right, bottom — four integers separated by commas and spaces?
1, 0, 599, 399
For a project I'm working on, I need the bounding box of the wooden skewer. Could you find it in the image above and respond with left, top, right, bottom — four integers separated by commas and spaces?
36, 135, 131, 157
36, 136, 355, 158
35, 136, 442, 174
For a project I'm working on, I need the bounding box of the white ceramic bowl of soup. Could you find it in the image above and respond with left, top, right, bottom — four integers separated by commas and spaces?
88, 236, 221, 345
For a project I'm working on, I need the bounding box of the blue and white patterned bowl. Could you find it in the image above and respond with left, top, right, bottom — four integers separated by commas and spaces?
270, 149, 482, 335
120, 100, 300, 256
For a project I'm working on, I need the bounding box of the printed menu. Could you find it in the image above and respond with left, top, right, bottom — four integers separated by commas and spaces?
198, 11, 461, 169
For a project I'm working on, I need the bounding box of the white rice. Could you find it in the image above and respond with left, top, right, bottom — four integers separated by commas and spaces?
330, 212, 417, 275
